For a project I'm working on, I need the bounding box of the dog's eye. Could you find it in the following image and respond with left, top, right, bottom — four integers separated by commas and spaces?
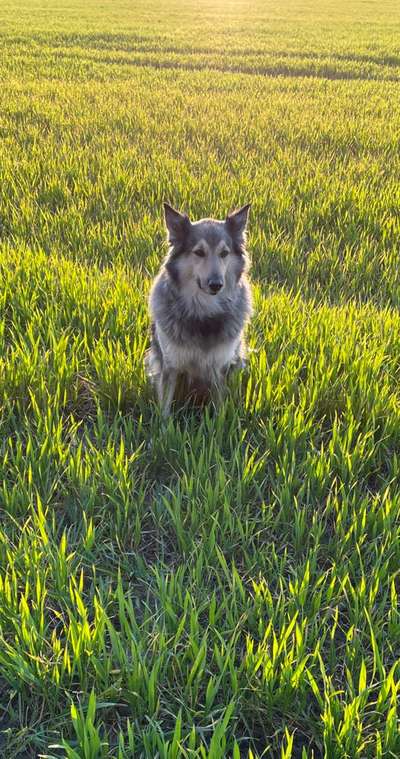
193, 249, 205, 258
220, 249, 229, 258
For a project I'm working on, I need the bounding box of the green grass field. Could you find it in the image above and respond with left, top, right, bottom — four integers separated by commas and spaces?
1, 0, 400, 756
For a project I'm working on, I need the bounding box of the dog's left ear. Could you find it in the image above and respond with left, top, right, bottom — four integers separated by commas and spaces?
225, 204, 251, 239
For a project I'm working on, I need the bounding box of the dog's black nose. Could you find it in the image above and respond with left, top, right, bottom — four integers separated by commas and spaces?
208, 279, 223, 293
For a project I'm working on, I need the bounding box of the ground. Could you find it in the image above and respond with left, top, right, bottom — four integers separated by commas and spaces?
0, 0, 400, 756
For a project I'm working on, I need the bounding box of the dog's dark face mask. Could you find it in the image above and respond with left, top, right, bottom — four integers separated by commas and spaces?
164, 203, 250, 294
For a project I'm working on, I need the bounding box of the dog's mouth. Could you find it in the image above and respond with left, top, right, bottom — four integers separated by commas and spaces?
197, 279, 223, 296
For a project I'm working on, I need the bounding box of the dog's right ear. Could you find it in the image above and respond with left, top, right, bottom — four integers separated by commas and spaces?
164, 203, 191, 245
225, 204, 251, 240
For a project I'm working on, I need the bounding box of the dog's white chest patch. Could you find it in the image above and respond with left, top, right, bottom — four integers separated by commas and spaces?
157, 327, 240, 380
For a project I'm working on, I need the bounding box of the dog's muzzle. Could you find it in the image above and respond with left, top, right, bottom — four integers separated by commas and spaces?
197, 279, 224, 295
197, 277, 223, 295
208, 279, 223, 294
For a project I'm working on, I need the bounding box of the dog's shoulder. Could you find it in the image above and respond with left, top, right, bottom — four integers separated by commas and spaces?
149, 268, 174, 314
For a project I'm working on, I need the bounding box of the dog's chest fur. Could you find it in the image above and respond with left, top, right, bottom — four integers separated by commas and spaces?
156, 324, 241, 379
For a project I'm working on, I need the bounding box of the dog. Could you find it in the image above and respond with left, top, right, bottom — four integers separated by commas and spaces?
146, 202, 253, 416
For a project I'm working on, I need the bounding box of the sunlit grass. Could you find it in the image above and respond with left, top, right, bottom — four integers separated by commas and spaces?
0, 0, 400, 756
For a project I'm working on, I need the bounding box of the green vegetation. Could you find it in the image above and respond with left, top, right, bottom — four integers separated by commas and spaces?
0, 0, 400, 756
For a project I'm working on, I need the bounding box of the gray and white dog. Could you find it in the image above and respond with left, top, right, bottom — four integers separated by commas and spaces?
146, 202, 253, 416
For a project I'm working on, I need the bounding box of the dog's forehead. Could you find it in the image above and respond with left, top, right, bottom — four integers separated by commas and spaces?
190, 219, 230, 248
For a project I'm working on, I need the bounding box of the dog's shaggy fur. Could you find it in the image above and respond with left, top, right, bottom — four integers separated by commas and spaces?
146, 203, 253, 416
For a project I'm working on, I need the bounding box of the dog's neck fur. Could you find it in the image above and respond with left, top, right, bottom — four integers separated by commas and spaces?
151, 266, 251, 347
171, 273, 230, 318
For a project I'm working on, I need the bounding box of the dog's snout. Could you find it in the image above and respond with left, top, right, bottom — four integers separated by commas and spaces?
208, 279, 223, 294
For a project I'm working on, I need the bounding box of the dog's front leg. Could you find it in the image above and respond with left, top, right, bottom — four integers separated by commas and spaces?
157, 368, 178, 418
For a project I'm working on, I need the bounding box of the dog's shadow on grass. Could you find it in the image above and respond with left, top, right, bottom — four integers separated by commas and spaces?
145, 368, 252, 474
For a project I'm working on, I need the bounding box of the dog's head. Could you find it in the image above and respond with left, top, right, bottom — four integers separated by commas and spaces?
163, 203, 250, 296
